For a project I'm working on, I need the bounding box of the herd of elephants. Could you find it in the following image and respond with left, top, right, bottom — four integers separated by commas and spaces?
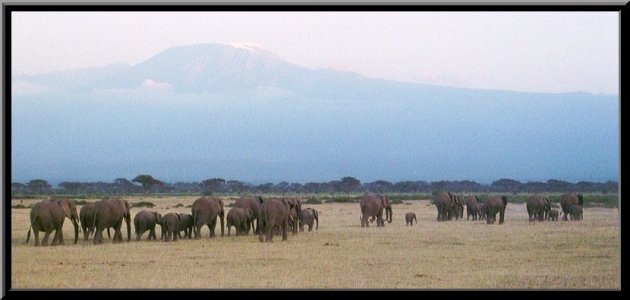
23, 192, 585, 247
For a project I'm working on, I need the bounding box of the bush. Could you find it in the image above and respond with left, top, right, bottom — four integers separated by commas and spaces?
75, 200, 89, 205
131, 201, 155, 208
173, 203, 184, 208
304, 197, 322, 205
391, 199, 404, 205
11, 204, 30, 209
326, 197, 356, 203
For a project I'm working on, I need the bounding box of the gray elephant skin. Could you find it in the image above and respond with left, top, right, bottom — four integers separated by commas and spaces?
92, 198, 131, 245
484, 196, 508, 224
26, 198, 80, 246
433, 192, 464, 221
161, 213, 180, 242
257, 197, 299, 242
405, 212, 417, 225
464, 196, 482, 221
560, 193, 584, 221
191, 197, 225, 239
226, 207, 253, 236
233, 196, 262, 234
134, 210, 162, 241
299, 208, 319, 232
80, 202, 110, 241
526, 195, 551, 222
568, 205, 583, 221
360, 194, 392, 227
177, 213, 194, 239
548, 209, 559, 221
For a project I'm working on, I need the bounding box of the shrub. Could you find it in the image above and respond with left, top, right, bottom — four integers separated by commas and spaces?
131, 201, 155, 208
304, 197, 322, 205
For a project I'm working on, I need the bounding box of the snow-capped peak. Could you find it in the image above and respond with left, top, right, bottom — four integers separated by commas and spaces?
223, 42, 265, 52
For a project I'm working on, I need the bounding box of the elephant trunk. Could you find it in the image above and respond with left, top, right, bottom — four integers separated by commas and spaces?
315, 210, 319, 230
387, 208, 392, 223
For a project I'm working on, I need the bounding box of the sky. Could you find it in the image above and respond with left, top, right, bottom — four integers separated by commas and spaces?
12, 11, 619, 94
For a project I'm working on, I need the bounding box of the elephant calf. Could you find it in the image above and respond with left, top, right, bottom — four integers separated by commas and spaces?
548, 209, 559, 222
134, 210, 162, 241
177, 213, 194, 239
226, 207, 252, 237
299, 208, 319, 232
161, 213, 180, 242
405, 212, 417, 226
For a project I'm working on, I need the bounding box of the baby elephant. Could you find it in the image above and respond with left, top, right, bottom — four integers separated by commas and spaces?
569, 205, 583, 221
160, 213, 180, 242
226, 207, 253, 237
405, 212, 417, 226
548, 209, 559, 221
134, 210, 162, 241
177, 213, 194, 239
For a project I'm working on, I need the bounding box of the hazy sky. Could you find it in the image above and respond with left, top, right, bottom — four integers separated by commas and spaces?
12, 11, 618, 94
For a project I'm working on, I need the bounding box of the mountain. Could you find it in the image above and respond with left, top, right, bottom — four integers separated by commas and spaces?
10, 43, 619, 184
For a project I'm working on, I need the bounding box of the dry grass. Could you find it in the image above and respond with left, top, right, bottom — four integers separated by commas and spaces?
10, 196, 619, 289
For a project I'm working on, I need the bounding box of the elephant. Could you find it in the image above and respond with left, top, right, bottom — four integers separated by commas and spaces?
133, 210, 162, 241
405, 212, 417, 225
433, 192, 462, 221
160, 213, 180, 242
526, 195, 551, 222
257, 197, 299, 242
548, 209, 559, 221
233, 196, 262, 234
177, 213, 194, 239
226, 207, 253, 237
560, 193, 584, 221
360, 194, 392, 227
484, 196, 508, 224
478, 202, 487, 220
568, 205, 583, 221
191, 197, 225, 239
299, 208, 319, 232
284, 197, 302, 235
464, 196, 480, 221
26, 198, 80, 246
92, 198, 131, 245
80, 202, 110, 241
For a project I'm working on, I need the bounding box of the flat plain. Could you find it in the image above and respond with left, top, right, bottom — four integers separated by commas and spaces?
10, 196, 619, 289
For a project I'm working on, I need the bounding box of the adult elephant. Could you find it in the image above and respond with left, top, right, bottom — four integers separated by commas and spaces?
485, 196, 508, 224
233, 196, 262, 234
134, 210, 162, 241
257, 197, 299, 242
284, 198, 302, 234
80, 202, 110, 241
360, 194, 392, 227
191, 197, 225, 239
92, 198, 131, 245
299, 208, 319, 232
560, 193, 584, 221
568, 205, 583, 221
434, 192, 459, 222
464, 195, 480, 221
526, 195, 551, 222
26, 198, 79, 246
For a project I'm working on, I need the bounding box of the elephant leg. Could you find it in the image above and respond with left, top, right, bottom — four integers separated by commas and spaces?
194, 224, 201, 239
51, 229, 60, 246
308, 224, 313, 232
41, 231, 52, 246
33, 229, 40, 246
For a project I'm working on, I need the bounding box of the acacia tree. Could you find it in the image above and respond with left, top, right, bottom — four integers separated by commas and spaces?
201, 178, 225, 195
132, 175, 163, 195
59, 182, 83, 194
27, 179, 51, 194
340, 177, 361, 198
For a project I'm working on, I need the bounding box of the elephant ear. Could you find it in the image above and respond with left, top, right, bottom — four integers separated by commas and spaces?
59, 199, 72, 219
281, 198, 290, 209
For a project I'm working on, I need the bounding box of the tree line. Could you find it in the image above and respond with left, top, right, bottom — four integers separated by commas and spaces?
10, 175, 619, 196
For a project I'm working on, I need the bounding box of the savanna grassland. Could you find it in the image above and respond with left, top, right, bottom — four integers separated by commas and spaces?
10, 196, 619, 289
